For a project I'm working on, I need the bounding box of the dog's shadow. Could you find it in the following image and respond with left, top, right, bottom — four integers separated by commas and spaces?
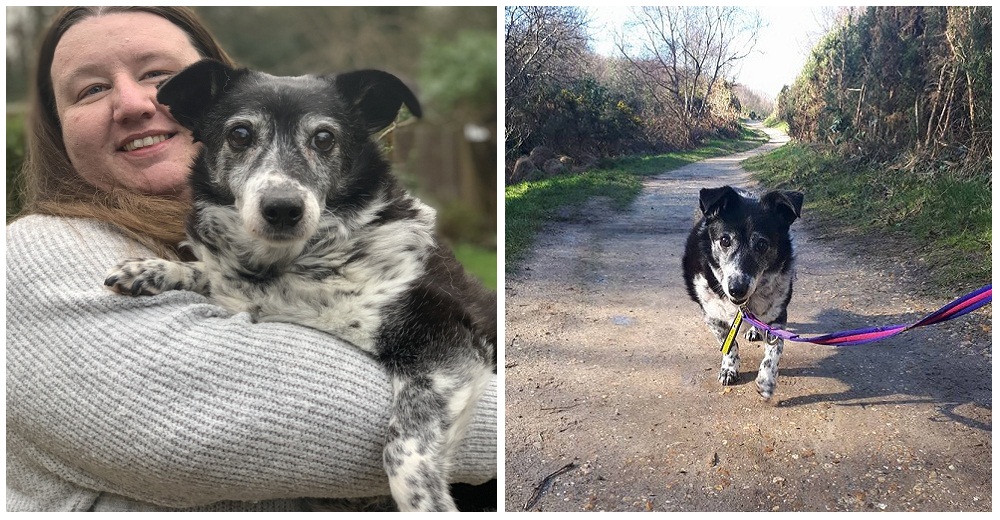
757, 307, 991, 431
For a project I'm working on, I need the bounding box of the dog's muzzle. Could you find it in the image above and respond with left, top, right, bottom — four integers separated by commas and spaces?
726, 274, 753, 305
240, 179, 319, 243
262, 195, 305, 230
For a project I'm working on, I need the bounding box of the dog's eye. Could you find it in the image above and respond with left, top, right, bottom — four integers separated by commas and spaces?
228, 126, 253, 149
719, 235, 732, 248
311, 130, 335, 152
754, 239, 770, 252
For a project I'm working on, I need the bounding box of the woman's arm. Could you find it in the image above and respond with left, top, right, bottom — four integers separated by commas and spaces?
6, 215, 497, 509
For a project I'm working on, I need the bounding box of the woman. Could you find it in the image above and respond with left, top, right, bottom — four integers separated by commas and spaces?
6, 7, 497, 512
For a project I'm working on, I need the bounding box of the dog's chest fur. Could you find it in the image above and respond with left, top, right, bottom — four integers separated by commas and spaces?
691, 267, 793, 325
190, 195, 437, 353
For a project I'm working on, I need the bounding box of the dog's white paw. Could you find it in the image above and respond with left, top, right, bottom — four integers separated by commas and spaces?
719, 348, 740, 386
755, 341, 782, 400
745, 326, 763, 342
719, 367, 739, 386
754, 359, 778, 401
755, 369, 777, 400
104, 258, 184, 296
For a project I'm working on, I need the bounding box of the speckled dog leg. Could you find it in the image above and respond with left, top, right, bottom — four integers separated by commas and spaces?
720, 342, 741, 385
755, 333, 784, 399
709, 317, 741, 385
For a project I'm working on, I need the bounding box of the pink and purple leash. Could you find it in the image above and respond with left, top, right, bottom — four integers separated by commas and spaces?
741, 284, 992, 346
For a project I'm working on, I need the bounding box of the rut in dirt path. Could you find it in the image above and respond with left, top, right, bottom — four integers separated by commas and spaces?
504, 124, 991, 512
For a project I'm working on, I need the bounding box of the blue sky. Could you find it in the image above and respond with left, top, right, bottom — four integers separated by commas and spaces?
586, 5, 832, 98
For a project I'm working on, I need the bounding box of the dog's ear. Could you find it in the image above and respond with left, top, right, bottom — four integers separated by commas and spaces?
762, 190, 804, 225
698, 186, 740, 219
158, 59, 242, 132
333, 70, 422, 135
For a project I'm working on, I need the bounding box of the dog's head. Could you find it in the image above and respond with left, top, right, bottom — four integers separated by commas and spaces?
157, 59, 421, 244
698, 186, 804, 305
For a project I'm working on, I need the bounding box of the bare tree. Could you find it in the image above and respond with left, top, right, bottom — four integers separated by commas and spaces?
617, 6, 762, 139
504, 6, 591, 157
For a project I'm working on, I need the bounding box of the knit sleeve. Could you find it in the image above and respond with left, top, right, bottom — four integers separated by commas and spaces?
5, 215, 497, 509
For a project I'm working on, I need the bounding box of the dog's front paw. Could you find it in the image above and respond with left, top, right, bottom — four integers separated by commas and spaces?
754, 358, 778, 401
719, 367, 739, 386
755, 342, 782, 400
105, 258, 183, 296
745, 326, 763, 342
719, 349, 740, 386
755, 372, 776, 400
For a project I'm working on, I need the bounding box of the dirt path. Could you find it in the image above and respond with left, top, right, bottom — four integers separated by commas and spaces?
503, 124, 992, 512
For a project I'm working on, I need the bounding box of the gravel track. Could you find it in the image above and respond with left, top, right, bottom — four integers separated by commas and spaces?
503, 125, 992, 512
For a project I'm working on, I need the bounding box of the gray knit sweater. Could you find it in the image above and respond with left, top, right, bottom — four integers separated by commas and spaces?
5, 215, 497, 511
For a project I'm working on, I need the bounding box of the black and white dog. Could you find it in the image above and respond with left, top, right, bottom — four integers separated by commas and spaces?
104, 59, 496, 511
682, 186, 803, 400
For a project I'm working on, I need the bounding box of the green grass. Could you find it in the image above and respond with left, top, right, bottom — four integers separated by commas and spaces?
743, 141, 991, 293
453, 243, 497, 290
505, 131, 767, 271
761, 116, 789, 134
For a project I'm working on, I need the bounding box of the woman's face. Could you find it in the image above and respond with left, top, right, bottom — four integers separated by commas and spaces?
50, 12, 204, 197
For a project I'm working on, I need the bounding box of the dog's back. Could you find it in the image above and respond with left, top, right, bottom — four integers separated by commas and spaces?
380, 244, 497, 368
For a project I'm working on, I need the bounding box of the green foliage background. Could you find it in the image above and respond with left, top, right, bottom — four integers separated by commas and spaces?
6, 114, 27, 220
504, 6, 758, 174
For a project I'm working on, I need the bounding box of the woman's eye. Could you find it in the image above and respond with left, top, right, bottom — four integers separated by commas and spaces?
143, 70, 171, 81
228, 126, 253, 149
311, 130, 335, 152
79, 84, 109, 100
143, 71, 173, 88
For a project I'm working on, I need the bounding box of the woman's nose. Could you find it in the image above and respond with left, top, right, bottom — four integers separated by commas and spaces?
111, 76, 158, 124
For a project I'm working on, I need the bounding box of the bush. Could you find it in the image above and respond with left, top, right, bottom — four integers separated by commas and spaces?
779, 6, 991, 173
509, 76, 648, 163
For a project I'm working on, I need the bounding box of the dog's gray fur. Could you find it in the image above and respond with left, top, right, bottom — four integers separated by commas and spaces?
105, 59, 495, 511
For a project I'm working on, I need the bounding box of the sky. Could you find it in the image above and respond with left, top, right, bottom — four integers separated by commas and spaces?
586, 5, 834, 98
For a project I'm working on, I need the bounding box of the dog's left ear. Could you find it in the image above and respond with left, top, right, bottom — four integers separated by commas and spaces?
333, 70, 422, 135
762, 190, 804, 225
158, 59, 244, 132
699, 186, 740, 219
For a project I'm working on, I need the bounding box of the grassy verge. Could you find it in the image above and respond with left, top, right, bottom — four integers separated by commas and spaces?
743, 141, 991, 293
505, 129, 767, 271
761, 115, 789, 134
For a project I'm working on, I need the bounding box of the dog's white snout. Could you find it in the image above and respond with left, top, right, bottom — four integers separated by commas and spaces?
240, 173, 320, 243
727, 274, 753, 303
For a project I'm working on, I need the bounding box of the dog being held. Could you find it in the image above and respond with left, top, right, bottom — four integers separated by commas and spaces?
104, 59, 496, 511
682, 186, 803, 400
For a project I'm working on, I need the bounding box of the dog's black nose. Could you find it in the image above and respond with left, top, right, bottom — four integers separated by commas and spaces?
262, 198, 304, 228
727, 277, 751, 303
